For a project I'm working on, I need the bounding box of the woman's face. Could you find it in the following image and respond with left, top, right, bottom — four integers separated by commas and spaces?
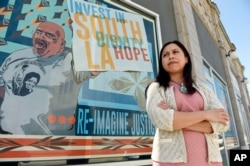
25, 77, 38, 90
161, 43, 188, 75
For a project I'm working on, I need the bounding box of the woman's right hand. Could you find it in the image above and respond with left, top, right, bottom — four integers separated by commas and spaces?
157, 101, 169, 110
205, 108, 229, 125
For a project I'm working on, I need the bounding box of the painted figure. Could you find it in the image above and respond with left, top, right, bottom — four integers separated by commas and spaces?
0, 22, 98, 135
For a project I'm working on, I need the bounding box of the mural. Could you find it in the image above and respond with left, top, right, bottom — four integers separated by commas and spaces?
0, 0, 158, 161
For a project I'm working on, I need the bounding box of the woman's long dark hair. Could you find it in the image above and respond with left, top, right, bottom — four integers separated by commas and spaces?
156, 40, 195, 94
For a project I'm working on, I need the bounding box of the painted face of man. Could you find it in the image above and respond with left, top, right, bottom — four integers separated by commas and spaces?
32, 22, 66, 57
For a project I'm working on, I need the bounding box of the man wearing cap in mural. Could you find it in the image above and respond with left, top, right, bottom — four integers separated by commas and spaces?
0, 21, 98, 135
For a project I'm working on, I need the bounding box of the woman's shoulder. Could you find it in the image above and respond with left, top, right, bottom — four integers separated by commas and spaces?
145, 81, 160, 97
193, 80, 213, 92
148, 81, 162, 91
193, 80, 205, 87
148, 81, 159, 87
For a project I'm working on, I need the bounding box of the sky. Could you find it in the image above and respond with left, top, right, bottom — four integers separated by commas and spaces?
213, 0, 250, 93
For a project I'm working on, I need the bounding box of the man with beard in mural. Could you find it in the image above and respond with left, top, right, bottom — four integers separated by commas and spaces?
0, 21, 99, 135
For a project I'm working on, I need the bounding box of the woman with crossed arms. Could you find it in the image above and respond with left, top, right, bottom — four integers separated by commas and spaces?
146, 40, 229, 166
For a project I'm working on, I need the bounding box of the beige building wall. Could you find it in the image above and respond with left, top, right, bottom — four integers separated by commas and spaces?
173, 0, 250, 150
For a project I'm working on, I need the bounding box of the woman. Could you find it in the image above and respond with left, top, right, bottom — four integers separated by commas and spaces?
146, 40, 229, 166
19, 72, 40, 96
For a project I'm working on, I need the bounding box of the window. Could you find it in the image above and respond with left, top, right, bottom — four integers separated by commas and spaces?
203, 63, 211, 77
214, 76, 238, 148
203, 62, 239, 148
237, 97, 250, 144
231, 71, 250, 144
0, 0, 161, 162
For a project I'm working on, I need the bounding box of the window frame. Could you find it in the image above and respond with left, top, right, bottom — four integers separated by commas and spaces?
203, 60, 240, 149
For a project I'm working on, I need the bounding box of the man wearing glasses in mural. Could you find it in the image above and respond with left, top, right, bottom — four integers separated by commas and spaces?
0, 21, 98, 135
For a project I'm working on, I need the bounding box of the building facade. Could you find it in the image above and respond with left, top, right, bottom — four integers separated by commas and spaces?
129, 0, 250, 165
